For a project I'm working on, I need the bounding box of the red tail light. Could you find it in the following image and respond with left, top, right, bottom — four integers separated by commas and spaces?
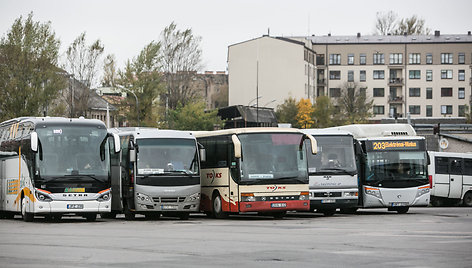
428, 175, 432, 188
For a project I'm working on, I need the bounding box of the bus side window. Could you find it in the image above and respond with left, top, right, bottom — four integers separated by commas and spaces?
464, 159, 472, 176
435, 157, 449, 174
449, 158, 463, 175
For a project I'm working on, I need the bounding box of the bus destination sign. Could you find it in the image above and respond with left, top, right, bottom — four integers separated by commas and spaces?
366, 140, 423, 151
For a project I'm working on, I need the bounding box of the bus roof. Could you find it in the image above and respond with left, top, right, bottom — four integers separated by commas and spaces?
109, 127, 195, 140
301, 128, 353, 137
324, 124, 417, 139
427, 151, 472, 158
0, 117, 105, 128
193, 127, 303, 138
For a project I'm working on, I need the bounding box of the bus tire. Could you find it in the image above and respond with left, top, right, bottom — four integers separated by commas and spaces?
212, 193, 227, 219
124, 204, 136, 220
463, 192, 472, 207
85, 214, 97, 222
319, 209, 336, 216
21, 197, 34, 222
178, 212, 190, 220
430, 197, 444, 207
100, 212, 117, 219
395, 207, 409, 214
145, 213, 160, 220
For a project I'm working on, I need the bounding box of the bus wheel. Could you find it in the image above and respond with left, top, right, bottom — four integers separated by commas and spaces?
463, 192, 472, 207
100, 212, 117, 219
178, 212, 189, 220
319, 209, 336, 216
85, 214, 97, 222
21, 197, 34, 222
212, 194, 227, 219
145, 213, 160, 220
430, 197, 443, 207
124, 204, 136, 220
272, 211, 286, 219
395, 207, 409, 214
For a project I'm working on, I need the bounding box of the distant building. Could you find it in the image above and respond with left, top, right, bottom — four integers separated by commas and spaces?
218, 105, 278, 129
192, 71, 228, 109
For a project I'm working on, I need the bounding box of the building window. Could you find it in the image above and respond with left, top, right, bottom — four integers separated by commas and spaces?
426, 70, 432, 81
426, 53, 433, 64
409, 105, 421, 115
373, 70, 385, 79
409, 53, 421, 64
458, 53, 465, 64
426, 105, 433, 117
389, 53, 403, 64
441, 53, 453, 64
459, 105, 467, 117
426, 87, 433, 99
373, 88, 384, 97
441, 105, 453, 115
348, 70, 354, 82
373, 53, 384, 64
329, 70, 341, 80
409, 88, 421, 97
348, 54, 354, 65
458, 70, 465, 81
441, 87, 453, 97
360, 70, 366, 82
329, 88, 341, 98
441, 70, 453, 79
329, 54, 341, 65
458, 87, 465, 99
409, 70, 421, 79
359, 54, 366, 65
373, 105, 385, 115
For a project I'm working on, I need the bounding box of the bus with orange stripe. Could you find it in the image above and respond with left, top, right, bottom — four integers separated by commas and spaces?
0, 117, 120, 221
326, 124, 430, 213
195, 128, 317, 219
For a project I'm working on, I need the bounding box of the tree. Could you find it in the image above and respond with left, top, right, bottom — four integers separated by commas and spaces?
337, 82, 373, 124
101, 54, 118, 87
0, 13, 65, 121
375, 11, 430, 35
275, 97, 299, 128
64, 32, 104, 117
160, 22, 203, 110
168, 100, 224, 131
313, 96, 337, 128
296, 98, 314, 129
118, 41, 164, 127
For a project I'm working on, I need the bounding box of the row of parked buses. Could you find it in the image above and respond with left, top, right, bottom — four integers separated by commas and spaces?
0, 116, 469, 222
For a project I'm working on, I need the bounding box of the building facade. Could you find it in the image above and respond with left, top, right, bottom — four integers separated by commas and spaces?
228, 32, 472, 120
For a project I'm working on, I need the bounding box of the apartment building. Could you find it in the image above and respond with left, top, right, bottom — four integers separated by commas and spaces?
228, 35, 315, 109
228, 32, 472, 120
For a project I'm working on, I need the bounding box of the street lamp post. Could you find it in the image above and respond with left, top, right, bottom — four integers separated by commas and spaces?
118, 85, 139, 127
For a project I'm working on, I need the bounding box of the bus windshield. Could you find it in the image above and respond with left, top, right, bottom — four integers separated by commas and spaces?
136, 138, 198, 176
365, 150, 427, 185
36, 125, 110, 177
306, 135, 356, 175
239, 133, 308, 183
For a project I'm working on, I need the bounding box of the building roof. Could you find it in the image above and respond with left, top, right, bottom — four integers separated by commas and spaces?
295, 33, 472, 45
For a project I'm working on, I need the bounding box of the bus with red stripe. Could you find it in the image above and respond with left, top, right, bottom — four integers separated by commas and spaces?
195, 128, 317, 219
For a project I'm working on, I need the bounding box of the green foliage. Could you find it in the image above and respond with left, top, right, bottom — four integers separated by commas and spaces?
338, 82, 373, 124
296, 98, 314, 129
168, 100, 224, 131
0, 12, 65, 121
119, 41, 164, 127
275, 97, 299, 128
313, 96, 339, 128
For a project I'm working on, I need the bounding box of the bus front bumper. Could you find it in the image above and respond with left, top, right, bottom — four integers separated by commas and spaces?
33, 199, 111, 214
239, 200, 310, 212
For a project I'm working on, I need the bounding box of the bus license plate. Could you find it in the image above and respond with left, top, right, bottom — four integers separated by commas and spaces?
390, 202, 409, 207
67, 204, 84, 209
161, 205, 178, 210
271, 203, 287, 208
322, 199, 335, 203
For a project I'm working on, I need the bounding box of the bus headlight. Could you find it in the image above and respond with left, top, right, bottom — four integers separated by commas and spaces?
35, 189, 52, 202
365, 187, 382, 199
416, 187, 430, 198
241, 193, 255, 202
299, 192, 309, 200
136, 192, 152, 204
186, 192, 200, 202
97, 189, 111, 202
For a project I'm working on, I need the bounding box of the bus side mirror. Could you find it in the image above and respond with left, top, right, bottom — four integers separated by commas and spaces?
31, 132, 38, 152
200, 148, 206, 162
129, 149, 136, 162
232, 134, 242, 158
306, 134, 318, 155
113, 133, 121, 153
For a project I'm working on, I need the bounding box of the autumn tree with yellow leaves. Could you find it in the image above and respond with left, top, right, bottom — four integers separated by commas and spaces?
296, 98, 314, 128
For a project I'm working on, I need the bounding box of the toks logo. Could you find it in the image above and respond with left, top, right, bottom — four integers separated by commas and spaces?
266, 185, 286, 192
206, 170, 222, 184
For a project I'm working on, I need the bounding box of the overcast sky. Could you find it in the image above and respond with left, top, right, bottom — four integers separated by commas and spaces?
1, 0, 471, 77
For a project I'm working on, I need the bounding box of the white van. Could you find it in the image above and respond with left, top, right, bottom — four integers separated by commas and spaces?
428, 151, 472, 206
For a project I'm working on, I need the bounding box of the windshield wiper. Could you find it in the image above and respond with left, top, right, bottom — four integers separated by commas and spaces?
63, 174, 105, 183
140, 170, 197, 179
243, 176, 307, 185
320, 168, 356, 176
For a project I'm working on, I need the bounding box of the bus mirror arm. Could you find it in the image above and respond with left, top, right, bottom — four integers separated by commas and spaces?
31, 132, 38, 152
232, 134, 242, 159
129, 149, 136, 162
199, 148, 206, 162
112, 133, 121, 153
305, 134, 318, 155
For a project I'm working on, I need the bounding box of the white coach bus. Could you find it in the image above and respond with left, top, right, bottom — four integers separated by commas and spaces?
107, 128, 202, 220
326, 124, 430, 213
428, 151, 472, 207
0, 117, 120, 221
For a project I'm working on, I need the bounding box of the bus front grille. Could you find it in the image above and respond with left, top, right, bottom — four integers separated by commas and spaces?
152, 197, 186, 203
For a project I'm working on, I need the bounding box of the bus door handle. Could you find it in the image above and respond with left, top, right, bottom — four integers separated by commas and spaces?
230, 191, 233, 195
450, 178, 454, 181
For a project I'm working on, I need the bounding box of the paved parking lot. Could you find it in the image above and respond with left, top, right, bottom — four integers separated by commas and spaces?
0, 207, 471, 267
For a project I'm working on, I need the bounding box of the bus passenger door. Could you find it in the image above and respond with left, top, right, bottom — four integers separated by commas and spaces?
229, 160, 240, 212
448, 158, 463, 199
